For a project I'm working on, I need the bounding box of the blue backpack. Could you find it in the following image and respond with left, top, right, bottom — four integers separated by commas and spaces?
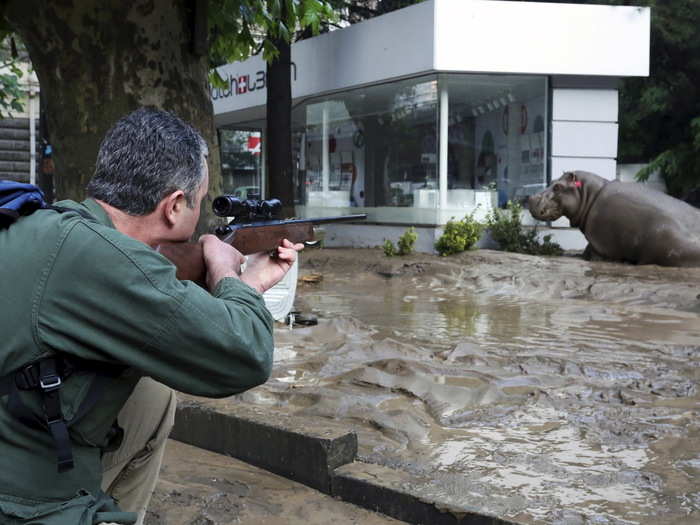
0, 180, 48, 228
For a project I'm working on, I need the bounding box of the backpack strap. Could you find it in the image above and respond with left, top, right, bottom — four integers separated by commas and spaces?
0, 208, 19, 228
0, 355, 126, 473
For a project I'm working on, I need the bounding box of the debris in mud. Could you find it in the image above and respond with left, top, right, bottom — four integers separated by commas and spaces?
300, 273, 323, 284
285, 311, 318, 327
371, 261, 429, 278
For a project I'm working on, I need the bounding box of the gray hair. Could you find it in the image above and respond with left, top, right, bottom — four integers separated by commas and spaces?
87, 107, 209, 215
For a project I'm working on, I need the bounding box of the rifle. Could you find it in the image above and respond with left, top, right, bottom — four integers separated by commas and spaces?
158, 195, 366, 285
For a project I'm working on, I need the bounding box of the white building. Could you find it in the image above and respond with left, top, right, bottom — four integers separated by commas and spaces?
212, 0, 651, 252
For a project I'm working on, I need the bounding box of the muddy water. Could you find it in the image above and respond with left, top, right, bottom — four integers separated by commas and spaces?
239, 249, 700, 524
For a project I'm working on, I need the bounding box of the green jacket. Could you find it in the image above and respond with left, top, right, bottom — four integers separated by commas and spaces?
0, 199, 274, 524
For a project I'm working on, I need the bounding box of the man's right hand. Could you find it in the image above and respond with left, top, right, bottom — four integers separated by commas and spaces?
199, 234, 246, 291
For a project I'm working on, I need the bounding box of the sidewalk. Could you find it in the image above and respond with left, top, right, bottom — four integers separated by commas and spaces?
146, 439, 405, 525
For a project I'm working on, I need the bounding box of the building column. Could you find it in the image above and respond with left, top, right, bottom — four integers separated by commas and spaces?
322, 102, 330, 193
439, 82, 449, 210
261, 128, 267, 198
29, 85, 37, 185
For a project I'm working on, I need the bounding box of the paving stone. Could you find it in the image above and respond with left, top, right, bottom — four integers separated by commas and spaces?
172, 396, 357, 494
146, 439, 405, 525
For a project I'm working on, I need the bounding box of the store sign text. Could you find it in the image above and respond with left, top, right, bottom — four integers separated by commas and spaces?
210, 63, 297, 100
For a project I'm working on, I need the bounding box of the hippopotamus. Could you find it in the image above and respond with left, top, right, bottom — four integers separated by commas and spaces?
528, 170, 700, 267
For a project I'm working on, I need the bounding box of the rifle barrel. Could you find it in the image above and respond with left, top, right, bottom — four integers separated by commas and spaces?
228, 214, 367, 231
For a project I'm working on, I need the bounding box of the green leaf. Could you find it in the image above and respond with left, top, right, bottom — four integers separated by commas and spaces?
208, 69, 227, 89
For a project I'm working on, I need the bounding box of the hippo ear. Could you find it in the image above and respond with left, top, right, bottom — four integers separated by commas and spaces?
563, 172, 577, 183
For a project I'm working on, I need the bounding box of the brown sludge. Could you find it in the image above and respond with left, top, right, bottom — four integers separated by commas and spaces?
153, 248, 700, 524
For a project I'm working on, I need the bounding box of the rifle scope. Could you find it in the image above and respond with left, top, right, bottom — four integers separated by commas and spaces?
212, 195, 282, 221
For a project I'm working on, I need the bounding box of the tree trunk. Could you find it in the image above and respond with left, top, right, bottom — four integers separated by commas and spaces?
265, 34, 294, 216
4, 0, 222, 234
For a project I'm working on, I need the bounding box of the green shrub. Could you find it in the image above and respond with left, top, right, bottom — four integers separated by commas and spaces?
397, 227, 418, 256
487, 201, 564, 256
383, 227, 418, 256
435, 211, 484, 256
538, 234, 565, 256
382, 239, 397, 257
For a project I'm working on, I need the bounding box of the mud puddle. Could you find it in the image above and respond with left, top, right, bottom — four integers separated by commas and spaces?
238, 249, 700, 524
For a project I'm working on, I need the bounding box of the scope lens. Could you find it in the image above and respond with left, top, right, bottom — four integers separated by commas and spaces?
260, 198, 282, 218
212, 195, 245, 217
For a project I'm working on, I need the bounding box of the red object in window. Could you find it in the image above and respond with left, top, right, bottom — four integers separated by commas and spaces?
247, 136, 261, 155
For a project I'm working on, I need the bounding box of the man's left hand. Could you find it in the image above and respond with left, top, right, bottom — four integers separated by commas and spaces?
240, 239, 304, 294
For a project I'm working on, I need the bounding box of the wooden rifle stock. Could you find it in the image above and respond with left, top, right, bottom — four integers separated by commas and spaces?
157, 214, 366, 284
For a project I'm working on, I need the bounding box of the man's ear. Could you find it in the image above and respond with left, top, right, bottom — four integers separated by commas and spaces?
161, 190, 187, 228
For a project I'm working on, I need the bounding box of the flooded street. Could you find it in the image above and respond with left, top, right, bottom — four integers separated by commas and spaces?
235, 248, 700, 524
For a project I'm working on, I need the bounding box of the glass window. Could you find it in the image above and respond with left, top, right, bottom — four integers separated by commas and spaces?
445, 74, 547, 220
293, 75, 439, 223
290, 73, 546, 224
218, 129, 263, 199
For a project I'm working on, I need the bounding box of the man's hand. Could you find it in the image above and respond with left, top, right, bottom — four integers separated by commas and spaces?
240, 239, 304, 294
199, 234, 247, 291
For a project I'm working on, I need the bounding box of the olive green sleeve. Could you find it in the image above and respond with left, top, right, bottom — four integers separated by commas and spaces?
35, 221, 274, 398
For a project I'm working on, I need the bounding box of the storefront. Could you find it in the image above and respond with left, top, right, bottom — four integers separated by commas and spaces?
213, 0, 650, 250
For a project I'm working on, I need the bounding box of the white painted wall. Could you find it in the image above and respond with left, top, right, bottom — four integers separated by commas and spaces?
551, 157, 617, 182
434, 1, 650, 77
551, 121, 619, 159
322, 223, 441, 253
552, 89, 618, 122
551, 87, 619, 181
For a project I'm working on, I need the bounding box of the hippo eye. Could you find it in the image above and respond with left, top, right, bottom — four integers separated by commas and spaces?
553, 183, 563, 192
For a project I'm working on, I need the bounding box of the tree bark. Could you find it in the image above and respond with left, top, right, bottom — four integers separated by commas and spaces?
265, 33, 294, 216
4, 0, 222, 234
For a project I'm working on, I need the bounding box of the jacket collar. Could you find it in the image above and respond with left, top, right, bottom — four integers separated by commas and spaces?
79, 198, 115, 229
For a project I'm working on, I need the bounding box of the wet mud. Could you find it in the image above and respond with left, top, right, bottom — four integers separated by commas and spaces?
239, 248, 700, 524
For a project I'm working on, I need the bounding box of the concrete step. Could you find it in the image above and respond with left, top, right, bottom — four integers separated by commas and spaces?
146, 439, 405, 525
171, 396, 516, 525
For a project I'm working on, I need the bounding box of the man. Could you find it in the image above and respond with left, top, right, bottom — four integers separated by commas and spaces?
0, 107, 302, 524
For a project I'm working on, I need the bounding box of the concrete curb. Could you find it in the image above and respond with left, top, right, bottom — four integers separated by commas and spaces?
171, 398, 357, 494
333, 462, 516, 525
171, 398, 518, 525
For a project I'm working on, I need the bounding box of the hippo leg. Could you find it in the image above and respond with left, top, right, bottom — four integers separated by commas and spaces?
582, 243, 607, 262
